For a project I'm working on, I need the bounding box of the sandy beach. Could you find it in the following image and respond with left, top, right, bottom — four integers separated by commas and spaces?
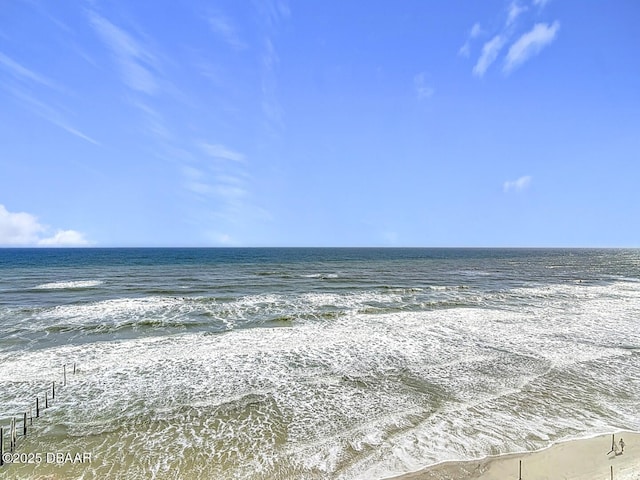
388, 431, 640, 480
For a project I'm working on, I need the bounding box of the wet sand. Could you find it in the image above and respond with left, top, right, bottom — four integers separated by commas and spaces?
388, 431, 640, 480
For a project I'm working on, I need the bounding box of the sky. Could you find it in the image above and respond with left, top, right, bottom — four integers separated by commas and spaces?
1, 0, 639, 247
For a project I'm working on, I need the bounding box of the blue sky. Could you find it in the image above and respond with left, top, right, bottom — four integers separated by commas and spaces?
1, 1, 638, 247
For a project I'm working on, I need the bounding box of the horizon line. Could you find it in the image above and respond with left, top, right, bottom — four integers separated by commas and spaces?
0, 246, 638, 250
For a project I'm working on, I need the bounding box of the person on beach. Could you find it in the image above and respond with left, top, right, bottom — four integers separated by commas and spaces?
619, 438, 625, 453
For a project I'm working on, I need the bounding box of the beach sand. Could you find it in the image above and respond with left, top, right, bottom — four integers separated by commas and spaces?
388, 431, 640, 480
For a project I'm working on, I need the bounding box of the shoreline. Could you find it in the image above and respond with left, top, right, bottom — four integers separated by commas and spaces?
387, 431, 640, 480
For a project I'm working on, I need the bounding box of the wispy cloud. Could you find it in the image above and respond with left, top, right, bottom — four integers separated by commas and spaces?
182, 165, 214, 196
470, 23, 482, 38
54, 122, 100, 145
464, 2, 559, 77
473, 35, 506, 77
6, 85, 100, 145
191, 142, 249, 205
254, 1, 290, 138
0, 204, 90, 246
207, 13, 246, 50
507, 2, 527, 26
458, 22, 482, 57
211, 184, 248, 200
199, 142, 246, 163
132, 101, 172, 141
256, 0, 291, 29
414, 72, 434, 100
0, 48, 98, 145
261, 37, 284, 135
0, 52, 57, 88
503, 175, 532, 192
184, 140, 270, 236
504, 22, 560, 73
88, 12, 158, 94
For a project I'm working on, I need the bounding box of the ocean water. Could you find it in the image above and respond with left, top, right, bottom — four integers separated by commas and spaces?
0, 248, 639, 479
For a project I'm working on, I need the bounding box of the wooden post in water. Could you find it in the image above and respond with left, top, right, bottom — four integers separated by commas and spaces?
45, 391, 48, 409
23, 412, 27, 437
63, 364, 67, 386
36, 396, 40, 418
52, 381, 55, 400
10, 417, 15, 452
0, 426, 3, 466
73, 362, 76, 374
29, 406, 33, 425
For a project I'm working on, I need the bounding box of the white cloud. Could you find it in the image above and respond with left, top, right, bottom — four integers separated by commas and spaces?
212, 184, 247, 199
458, 23, 482, 58
55, 123, 100, 145
256, 0, 291, 29
458, 43, 471, 58
507, 2, 527, 26
470, 23, 482, 38
0, 204, 44, 244
503, 175, 532, 192
88, 12, 158, 94
465, 3, 559, 78
504, 22, 560, 73
132, 101, 171, 141
199, 142, 246, 163
182, 166, 215, 196
473, 35, 506, 77
5, 86, 99, 145
0, 204, 89, 246
414, 72, 434, 100
0, 53, 98, 145
182, 165, 204, 180
0, 52, 56, 88
185, 181, 214, 195
184, 140, 271, 236
183, 143, 253, 227
206, 232, 235, 246
261, 37, 285, 136
38, 230, 89, 246
207, 13, 246, 50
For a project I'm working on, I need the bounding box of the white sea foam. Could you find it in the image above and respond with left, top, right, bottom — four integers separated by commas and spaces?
9, 289, 414, 343
34, 280, 104, 290
301, 273, 340, 279
2, 280, 639, 479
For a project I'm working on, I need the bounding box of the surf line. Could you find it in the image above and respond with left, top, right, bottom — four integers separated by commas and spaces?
0, 362, 77, 467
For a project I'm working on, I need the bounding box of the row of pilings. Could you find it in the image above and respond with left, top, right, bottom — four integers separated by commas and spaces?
0, 363, 76, 467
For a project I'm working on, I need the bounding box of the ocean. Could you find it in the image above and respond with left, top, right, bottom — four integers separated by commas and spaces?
0, 248, 639, 479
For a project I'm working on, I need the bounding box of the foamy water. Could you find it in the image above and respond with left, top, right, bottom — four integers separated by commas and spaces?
0, 248, 639, 479
33, 281, 105, 290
